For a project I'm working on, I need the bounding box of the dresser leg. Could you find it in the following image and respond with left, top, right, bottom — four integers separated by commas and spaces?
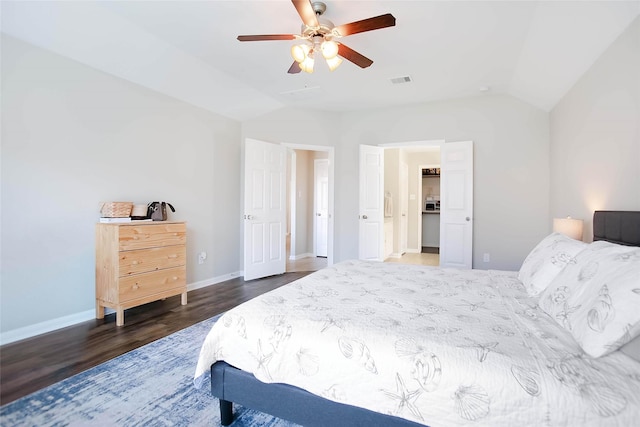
116, 308, 125, 326
96, 302, 104, 319
181, 291, 188, 305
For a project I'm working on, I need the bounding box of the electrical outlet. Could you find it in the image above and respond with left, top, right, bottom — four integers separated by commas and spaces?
198, 251, 207, 264
483, 253, 490, 263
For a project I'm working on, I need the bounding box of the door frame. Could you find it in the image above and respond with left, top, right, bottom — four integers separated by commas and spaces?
283, 143, 335, 267
314, 158, 329, 257
380, 140, 444, 258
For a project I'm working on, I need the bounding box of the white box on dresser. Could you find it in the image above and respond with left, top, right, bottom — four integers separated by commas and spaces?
95, 220, 187, 326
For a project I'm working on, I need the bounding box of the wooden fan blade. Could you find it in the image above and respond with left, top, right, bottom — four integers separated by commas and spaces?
334, 14, 396, 36
337, 43, 373, 68
288, 61, 302, 74
238, 34, 296, 42
292, 0, 318, 27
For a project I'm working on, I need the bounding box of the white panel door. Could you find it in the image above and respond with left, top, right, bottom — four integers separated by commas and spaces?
314, 159, 329, 257
244, 138, 286, 280
359, 145, 384, 261
440, 141, 473, 269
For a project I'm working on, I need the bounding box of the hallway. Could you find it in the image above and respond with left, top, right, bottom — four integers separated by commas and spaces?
385, 252, 439, 266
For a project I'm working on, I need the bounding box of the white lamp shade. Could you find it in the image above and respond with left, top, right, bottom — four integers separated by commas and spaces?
291, 44, 310, 63
299, 55, 314, 73
553, 217, 584, 240
325, 56, 342, 71
321, 40, 339, 59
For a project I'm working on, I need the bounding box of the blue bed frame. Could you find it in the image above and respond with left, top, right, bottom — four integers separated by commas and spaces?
210, 361, 425, 427
210, 210, 640, 426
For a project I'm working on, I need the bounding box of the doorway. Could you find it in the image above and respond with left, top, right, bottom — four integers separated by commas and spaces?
243, 139, 333, 281
358, 140, 473, 268
285, 146, 332, 273
383, 146, 441, 266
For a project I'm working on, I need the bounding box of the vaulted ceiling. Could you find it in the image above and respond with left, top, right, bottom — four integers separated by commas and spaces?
3, 1, 639, 121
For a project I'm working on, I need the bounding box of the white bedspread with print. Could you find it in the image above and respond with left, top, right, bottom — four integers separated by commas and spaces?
194, 260, 640, 426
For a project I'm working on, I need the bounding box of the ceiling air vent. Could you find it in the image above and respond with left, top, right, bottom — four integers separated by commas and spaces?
390, 75, 412, 85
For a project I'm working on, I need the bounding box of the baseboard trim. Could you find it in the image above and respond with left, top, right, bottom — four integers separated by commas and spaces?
0, 271, 243, 346
289, 252, 314, 261
187, 271, 242, 292
0, 310, 96, 346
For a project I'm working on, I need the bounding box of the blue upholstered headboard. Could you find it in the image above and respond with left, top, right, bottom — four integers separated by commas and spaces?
593, 211, 640, 246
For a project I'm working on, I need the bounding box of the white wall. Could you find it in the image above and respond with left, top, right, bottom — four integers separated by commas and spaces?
245, 95, 550, 270
339, 96, 550, 270
1, 35, 242, 337
550, 17, 640, 238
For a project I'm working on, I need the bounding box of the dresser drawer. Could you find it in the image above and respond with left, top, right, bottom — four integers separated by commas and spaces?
118, 267, 186, 302
96, 220, 187, 326
118, 223, 186, 251
119, 246, 186, 276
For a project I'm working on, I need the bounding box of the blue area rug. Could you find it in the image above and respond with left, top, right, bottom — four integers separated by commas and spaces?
0, 315, 298, 426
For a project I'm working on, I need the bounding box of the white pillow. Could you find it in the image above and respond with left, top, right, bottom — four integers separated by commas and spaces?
538, 241, 640, 358
518, 233, 587, 296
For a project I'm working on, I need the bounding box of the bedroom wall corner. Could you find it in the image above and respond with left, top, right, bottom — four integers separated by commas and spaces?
550, 17, 640, 240
0, 35, 242, 339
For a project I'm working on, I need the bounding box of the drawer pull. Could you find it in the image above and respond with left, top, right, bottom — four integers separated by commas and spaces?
168, 254, 178, 259
133, 284, 140, 290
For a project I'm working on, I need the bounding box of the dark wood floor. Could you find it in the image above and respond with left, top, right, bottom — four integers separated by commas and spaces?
0, 272, 310, 406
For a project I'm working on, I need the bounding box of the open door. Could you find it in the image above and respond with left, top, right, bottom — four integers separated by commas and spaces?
440, 141, 473, 269
359, 145, 384, 261
244, 138, 286, 280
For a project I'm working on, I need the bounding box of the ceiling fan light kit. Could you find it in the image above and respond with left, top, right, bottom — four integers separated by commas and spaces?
291, 37, 341, 73
237, 0, 396, 74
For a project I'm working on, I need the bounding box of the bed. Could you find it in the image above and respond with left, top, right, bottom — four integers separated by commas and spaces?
194, 210, 640, 426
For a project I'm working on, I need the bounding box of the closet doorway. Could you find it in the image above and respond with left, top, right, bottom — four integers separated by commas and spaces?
359, 139, 473, 268
383, 144, 441, 267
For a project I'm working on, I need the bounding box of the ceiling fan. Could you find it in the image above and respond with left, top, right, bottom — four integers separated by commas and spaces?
237, 0, 396, 74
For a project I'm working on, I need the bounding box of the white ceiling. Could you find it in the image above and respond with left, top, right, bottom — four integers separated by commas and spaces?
2, 1, 639, 121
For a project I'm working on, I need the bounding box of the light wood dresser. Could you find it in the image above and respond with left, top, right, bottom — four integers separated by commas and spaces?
95, 221, 187, 326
